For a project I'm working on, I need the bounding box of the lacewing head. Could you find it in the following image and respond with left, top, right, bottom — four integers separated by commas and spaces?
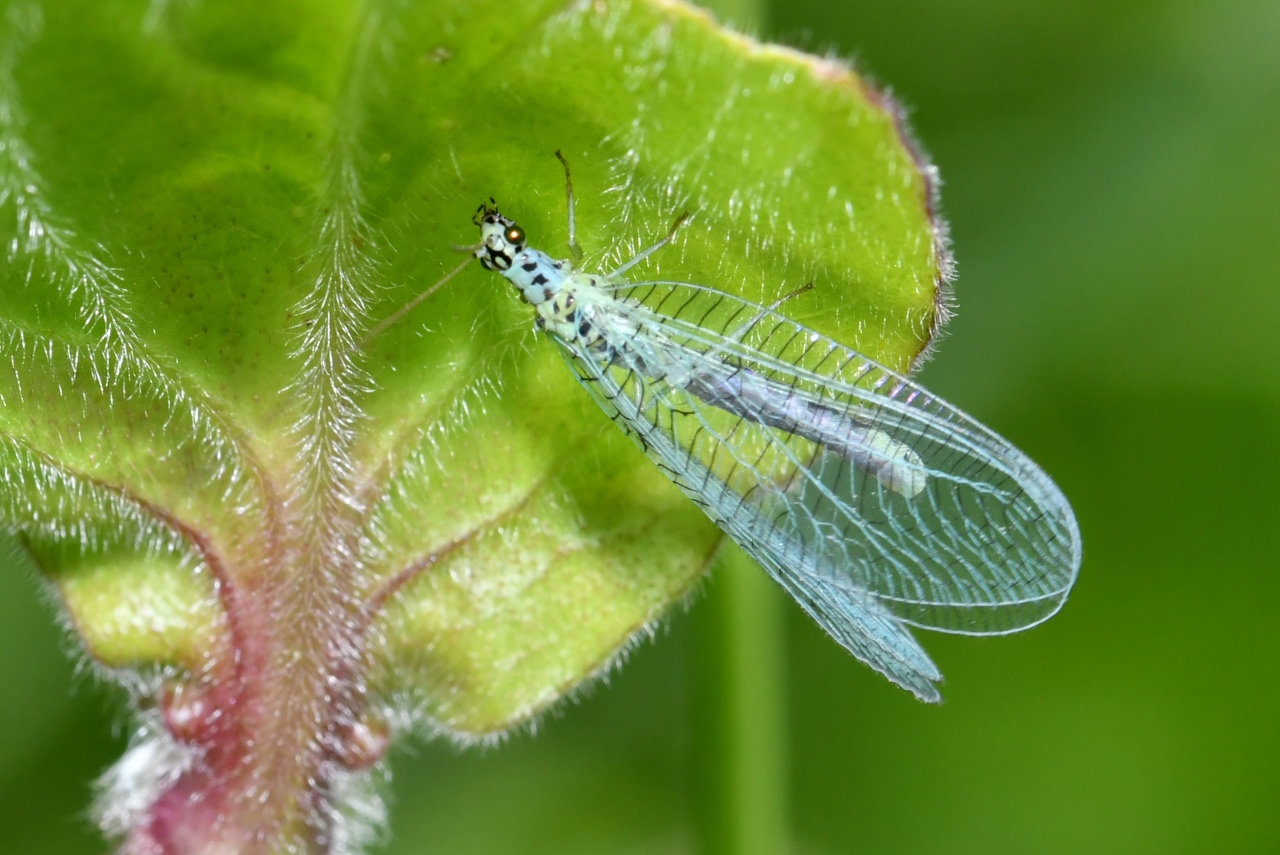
473, 199, 525, 271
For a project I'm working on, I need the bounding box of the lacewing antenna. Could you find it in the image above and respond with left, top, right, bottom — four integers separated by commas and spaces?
360, 251, 477, 346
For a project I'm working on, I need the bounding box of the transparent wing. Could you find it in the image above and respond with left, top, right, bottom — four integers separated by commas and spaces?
566, 281, 1081, 643
555, 331, 945, 701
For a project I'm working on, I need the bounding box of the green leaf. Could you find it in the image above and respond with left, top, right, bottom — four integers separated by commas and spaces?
0, 0, 946, 848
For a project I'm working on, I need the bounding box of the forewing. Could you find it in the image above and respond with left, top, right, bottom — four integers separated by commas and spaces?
554, 333, 944, 701
590, 281, 1082, 637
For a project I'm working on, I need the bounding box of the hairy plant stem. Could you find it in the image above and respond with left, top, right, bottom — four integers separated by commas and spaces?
127, 494, 377, 855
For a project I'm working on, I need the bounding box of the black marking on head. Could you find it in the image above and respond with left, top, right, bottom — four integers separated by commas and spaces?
484, 245, 511, 270
532, 273, 548, 286
521, 261, 539, 272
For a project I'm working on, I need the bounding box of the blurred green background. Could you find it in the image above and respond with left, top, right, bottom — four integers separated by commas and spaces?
2, 0, 1278, 852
